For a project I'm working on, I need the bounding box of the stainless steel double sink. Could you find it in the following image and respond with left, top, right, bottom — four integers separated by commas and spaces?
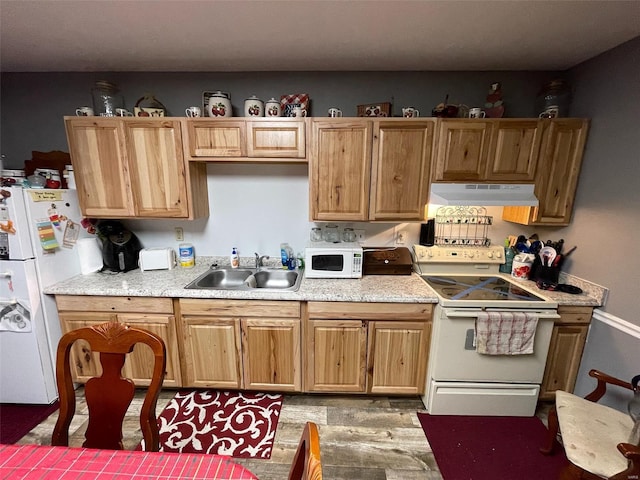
185, 267, 302, 292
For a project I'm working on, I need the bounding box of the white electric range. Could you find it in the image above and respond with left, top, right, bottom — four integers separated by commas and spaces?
414, 244, 559, 416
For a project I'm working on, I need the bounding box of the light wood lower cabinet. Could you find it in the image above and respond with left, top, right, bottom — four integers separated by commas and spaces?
306, 302, 432, 394
55, 296, 182, 387
539, 306, 592, 401
178, 299, 302, 392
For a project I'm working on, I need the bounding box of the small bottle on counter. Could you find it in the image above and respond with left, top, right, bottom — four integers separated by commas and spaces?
500, 242, 515, 274
230, 247, 239, 269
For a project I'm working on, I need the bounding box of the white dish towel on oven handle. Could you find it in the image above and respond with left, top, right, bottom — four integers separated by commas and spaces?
475, 311, 538, 355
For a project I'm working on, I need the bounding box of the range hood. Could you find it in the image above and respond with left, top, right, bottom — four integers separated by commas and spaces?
429, 183, 539, 206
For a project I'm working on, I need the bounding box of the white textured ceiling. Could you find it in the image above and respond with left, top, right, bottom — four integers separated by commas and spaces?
1, 0, 639, 73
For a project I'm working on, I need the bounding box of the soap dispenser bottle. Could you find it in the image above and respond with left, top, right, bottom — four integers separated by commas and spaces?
230, 247, 239, 269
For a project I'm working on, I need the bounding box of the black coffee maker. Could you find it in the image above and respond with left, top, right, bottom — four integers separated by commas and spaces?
96, 220, 142, 272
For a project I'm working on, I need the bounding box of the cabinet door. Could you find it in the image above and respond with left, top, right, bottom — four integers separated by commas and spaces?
502, 119, 589, 226
124, 120, 189, 217
181, 316, 242, 389
64, 118, 134, 217
310, 120, 372, 221
370, 121, 434, 220
486, 120, 541, 181
57, 312, 117, 383
539, 324, 589, 400
241, 318, 301, 392
533, 119, 589, 224
118, 313, 182, 387
307, 319, 367, 392
184, 120, 246, 157
367, 321, 430, 395
247, 120, 306, 158
433, 120, 493, 182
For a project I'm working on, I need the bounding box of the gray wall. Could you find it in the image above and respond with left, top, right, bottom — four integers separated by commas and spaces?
566, 36, 640, 406
566, 36, 640, 323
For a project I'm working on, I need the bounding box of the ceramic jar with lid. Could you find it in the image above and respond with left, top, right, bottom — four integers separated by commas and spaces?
536, 79, 572, 118
208, 91, 232, 117
244, 95, 264, 117
265, 98, 281, 117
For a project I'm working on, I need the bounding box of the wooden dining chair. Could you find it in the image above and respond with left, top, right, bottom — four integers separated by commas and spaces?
52, 321, 166, 451
541, 369, 640, 479
288, 422, 323, 480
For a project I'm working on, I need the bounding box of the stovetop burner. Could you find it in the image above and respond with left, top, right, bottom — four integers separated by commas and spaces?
421, 275, 546, 302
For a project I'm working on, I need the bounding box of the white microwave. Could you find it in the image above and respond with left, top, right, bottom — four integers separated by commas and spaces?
305, 242, 363, 278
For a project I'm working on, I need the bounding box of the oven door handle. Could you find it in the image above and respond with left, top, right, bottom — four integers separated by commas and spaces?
444, 310, 560, 319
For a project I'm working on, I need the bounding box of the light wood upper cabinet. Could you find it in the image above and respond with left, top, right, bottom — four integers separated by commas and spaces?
123, 120, 189, 218
433, 120, 493, 182
184, 119, 246, 157
247, 120, 306, 158
486, 119, 542, 181
310, 118, 435, 221
433, 119, 542, 183
502, 119, 589, 225
65, 117, 208, 219
370, 121, 434, 220
183, 118, 306, 161
64, 118, 133, 217
310, 120, 373, 221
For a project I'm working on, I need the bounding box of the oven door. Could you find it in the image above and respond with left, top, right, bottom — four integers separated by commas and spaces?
424, 306, 558, 416
430, 307, 556, 383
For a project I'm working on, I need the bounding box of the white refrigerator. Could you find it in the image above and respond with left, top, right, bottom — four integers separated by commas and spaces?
0, 186, 91, 404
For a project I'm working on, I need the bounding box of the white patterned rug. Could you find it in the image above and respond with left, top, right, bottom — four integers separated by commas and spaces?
154, 390, 283, 459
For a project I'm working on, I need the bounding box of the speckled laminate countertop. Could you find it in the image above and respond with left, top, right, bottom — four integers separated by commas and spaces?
44, 256, 606, 306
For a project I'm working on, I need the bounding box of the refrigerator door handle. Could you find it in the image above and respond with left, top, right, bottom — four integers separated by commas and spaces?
0, 272, 12, 278
0, 298, 17, 305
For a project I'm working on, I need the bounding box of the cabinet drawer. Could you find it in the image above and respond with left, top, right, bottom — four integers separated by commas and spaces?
307, 301, 432, 320
56, 295, 174, 314
557, 306, 593, 324
247, 120, 306, 158
179, 299, 301, 318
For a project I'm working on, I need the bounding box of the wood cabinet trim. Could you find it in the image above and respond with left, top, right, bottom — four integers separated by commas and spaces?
179, 299, 301, 317
307, 301, 432, 320
56, 295, 174, 314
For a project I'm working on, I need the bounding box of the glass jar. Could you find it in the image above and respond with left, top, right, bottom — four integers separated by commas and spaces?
91, 81, 125, 116
342, 228, 356, 243
536, 79, 571, 118
310, 227, 322, 242
323, 224, 339, 243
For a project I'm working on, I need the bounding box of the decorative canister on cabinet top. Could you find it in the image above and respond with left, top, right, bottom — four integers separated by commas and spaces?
265, 97, 281, 117
244, 95, 264, 117
208, 91, 232, 117
91, 81, 124, 116
536, 79, 571, 118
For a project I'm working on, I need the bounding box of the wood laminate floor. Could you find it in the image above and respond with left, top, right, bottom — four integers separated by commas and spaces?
17, 388, 552, 480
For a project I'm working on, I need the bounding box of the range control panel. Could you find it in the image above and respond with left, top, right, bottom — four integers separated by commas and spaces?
413, 244, 505, 264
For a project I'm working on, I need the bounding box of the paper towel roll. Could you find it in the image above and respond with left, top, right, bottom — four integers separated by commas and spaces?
77, 238, 103, 274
